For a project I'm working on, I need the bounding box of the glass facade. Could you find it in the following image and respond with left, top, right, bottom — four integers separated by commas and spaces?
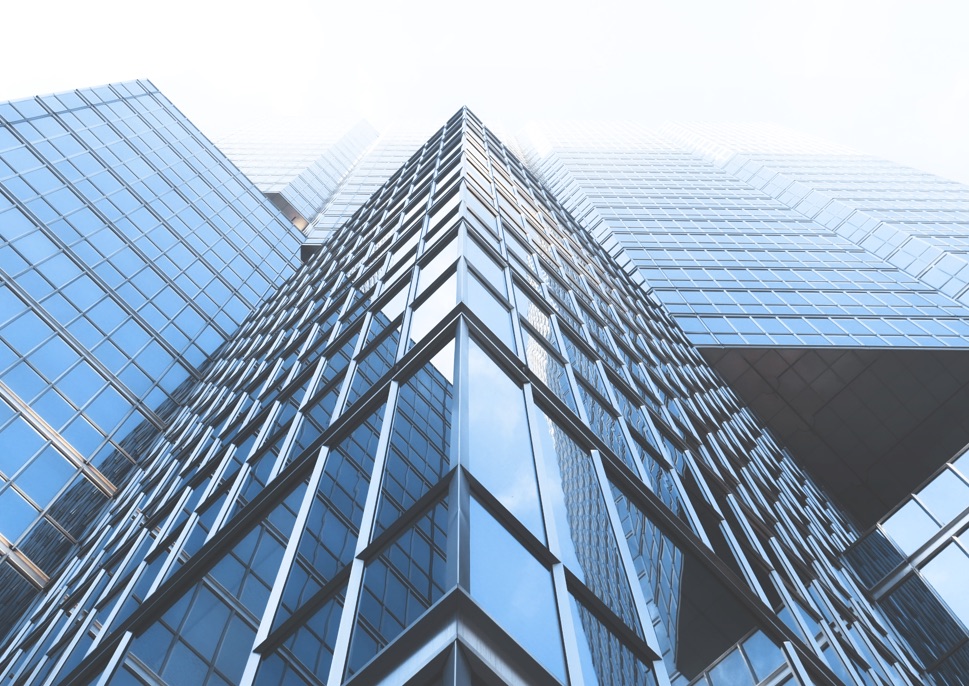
216, 120, 378, 231
303, 127, 440, 248
0, 80, 305, 630
846, 448, 969, 684
521, 122, 969, 528
0, 106, 944, 685
522, 121, 969, 348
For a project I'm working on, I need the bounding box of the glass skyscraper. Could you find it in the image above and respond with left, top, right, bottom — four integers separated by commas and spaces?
1, 84, 968, 685
0, 81, 303, 630
521, 121, 969, 527
215, 120, 378, 233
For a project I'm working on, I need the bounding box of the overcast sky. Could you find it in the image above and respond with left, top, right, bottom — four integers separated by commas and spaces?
2, 0, 967, 184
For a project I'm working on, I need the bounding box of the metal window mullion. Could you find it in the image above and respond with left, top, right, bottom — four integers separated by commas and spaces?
588, 447, 670, 684
448, 319, 471, 594
91, 631, 135, 686
523, 382, 587, 686
237, 438, 337, 685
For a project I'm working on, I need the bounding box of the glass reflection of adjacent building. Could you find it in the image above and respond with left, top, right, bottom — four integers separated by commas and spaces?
0, 90, 963, 686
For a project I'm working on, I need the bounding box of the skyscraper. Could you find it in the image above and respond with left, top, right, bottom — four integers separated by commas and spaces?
216, 120, 378, 233
0, 81, 303, 628
521, 121, 969, 526
1, 85, 968, 685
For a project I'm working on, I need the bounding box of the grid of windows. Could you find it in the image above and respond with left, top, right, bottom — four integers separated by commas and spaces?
0, 81, 302, 626
523, 122, 969, 348
217, 119, 378, 229
0, 108, 929, 686
846, 449, 969, 682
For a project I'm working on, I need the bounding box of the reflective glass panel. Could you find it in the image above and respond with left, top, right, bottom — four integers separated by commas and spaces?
922, 538, 969, 629
373, 349, 454, 535
469, 500, 565, 681
466, 340, 544, 540
883, 499, 939, 556
568, 594, 657, 686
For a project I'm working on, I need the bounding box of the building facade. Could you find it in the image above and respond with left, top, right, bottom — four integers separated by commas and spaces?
521, 121, 969, 528
0, 81, 303, 628
1, 85, 968, 684
216, 120, 378, 232
2, 103, 960, 685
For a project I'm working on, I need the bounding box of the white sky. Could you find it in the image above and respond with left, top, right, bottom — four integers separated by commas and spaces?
2, 0, 968, 184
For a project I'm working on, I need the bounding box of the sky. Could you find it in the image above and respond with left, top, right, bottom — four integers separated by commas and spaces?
2, 0, 968, 183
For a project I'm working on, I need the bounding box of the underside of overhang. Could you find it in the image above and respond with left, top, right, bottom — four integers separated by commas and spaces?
702, 346, 969, 528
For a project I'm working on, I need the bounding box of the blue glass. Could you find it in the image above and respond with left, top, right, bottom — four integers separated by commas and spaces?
533, 408, 640, 632
417, 235, 458, 293
469, 500, 565, 681
883, 500, 940, 556
466, 340, 544, 540
347, 499, 448, 675
259, 590, 345, 684
466, 275, 515, 351
466, 237, 506, 295
273, 405, 385, 630
373, 352, 454, 535
0, 487, 37, 540
917, 469, 969, 525
741, 630, 785, 681
0, 415, 45, 476
181, 587, 231, 656
164, 641, 210, 683
707, 648, 754, 686
408, 273, 456, 346
14, 446, 74, 506
921, 539, 969, 630
568, 594, 656, 686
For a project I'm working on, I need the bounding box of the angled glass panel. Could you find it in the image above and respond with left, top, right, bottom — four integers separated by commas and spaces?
880, 567, 968, 665
522, 328, 577, 412
253, 588, 346, 686
569, 593, 657, 686
125, 486, 305, 686
921, 537, 969, 629
576, 382, 640, 475
346, 328, 399, 408
272, 404, 386, 630
610, 483, 784, 683
917, 468, 969, 526
284, 381, 343, 467
468, 499, 565, 681
533, 406, 641, 634
466, 274, 515, 351
883, 499, 939, 556
408, 273, 456, 348
844, 528, 906, 589
466, 340, 544, 540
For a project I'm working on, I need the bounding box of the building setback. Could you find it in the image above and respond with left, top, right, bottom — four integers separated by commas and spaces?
522, 121, 969, 527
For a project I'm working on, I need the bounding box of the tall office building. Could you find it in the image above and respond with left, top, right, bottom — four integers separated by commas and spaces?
1, 102, 957, 686
216, 120, 378, 232
521, 122, 969, 680
522, 121, 969, 523
302, 127, 438, 248
1, 83, 968, 685
0, 81, 303, 629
